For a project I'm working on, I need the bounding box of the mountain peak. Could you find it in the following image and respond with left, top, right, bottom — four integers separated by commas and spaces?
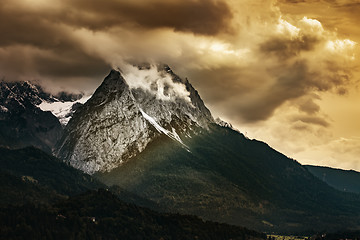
86, 69, 128, 107
56, 64, 214, 173
99, 69, 126, 90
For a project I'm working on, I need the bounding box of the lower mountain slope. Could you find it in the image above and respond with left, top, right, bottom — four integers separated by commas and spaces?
0, 170, 63, 206
0, 105, 62, 153
0, 189, 266, 240
306, 165, 360, 194
0, 147, 104, 202
96, 124, 360, 234
0, 147, 266, 239
0, 147, 157, 209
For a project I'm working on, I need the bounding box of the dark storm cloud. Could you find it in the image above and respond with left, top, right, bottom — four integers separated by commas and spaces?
62, 0, 233, 35
186, 66, 255, 104
34, 52, 110, 78
0, 2, 110, 83
0, 0, 232, 50
237, 58, 352, 122
0, 0, 233, 89
259, 35, 319, 59
236, 61, 311, 121
0, 0, 232, 45
0, 6, 67, 49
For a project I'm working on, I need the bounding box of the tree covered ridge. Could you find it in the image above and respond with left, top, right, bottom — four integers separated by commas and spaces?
0, 189, 266, 240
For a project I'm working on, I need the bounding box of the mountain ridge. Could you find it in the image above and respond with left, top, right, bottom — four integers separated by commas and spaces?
96, 123, 360, 233
306, 165, 360, 194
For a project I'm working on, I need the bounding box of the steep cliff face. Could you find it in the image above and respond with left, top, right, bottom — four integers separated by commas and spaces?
55, 65, 214, 174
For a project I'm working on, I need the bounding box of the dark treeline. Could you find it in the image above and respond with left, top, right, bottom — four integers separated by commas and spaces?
0, 189, 266, 240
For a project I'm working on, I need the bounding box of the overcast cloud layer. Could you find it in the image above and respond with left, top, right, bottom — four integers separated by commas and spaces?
0, 0, 359, 170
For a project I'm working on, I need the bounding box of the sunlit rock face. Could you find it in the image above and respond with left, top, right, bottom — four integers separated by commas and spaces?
55, 64, 214, 174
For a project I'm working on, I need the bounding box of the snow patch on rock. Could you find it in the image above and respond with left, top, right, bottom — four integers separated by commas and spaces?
139, 108, 190, 151
39, 95, 91, 125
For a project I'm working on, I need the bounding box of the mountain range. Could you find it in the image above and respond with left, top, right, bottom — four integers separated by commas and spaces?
1, 64, 360, 236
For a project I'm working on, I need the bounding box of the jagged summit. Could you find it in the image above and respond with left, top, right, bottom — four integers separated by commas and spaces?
55, 65, 214, 174
0, 81, 83, 107
83, 69, 128, 108
0, 81, 51, 109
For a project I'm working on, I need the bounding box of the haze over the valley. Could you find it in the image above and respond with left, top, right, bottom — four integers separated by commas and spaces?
0, 0, 359, 171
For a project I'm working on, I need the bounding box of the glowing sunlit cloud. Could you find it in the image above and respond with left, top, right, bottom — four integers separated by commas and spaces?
276, 18, 300, 38
326, 39, 356, 52
299, 17, 324, 34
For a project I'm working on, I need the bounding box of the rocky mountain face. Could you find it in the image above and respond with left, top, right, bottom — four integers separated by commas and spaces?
55, 64, 214, 174
0, 80, 85, 153
0, 81, 63, 153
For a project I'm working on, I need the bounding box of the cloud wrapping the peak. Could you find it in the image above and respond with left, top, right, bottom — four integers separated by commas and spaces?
122, 64, 191, 103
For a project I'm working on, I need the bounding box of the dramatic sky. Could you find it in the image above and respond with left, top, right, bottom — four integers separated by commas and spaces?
1, 0, 359, 170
